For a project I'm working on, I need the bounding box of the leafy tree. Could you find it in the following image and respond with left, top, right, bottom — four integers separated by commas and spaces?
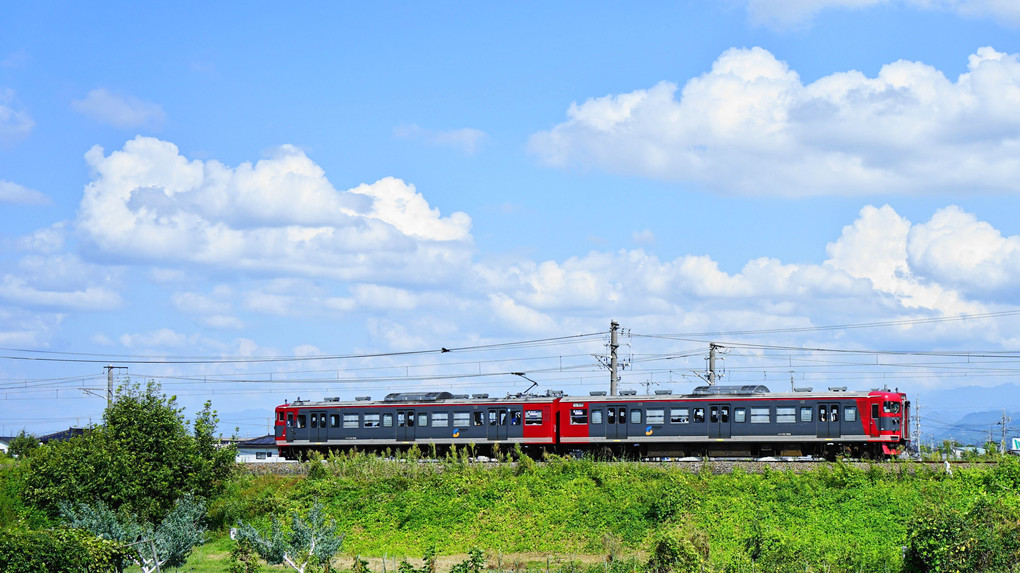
236, 503, 344, 573
8, 430, 39, 459
60, 496, 207, 573
24, 380, 235, 521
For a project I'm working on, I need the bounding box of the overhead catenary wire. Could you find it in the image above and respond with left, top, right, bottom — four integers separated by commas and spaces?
0, 332, 605, 365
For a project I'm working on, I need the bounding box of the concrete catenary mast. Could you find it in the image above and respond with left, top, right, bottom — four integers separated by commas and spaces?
610, 320, 619, 396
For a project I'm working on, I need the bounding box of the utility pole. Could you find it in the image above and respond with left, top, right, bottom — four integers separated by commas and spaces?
707, 343, 722, 385
104, 365, 127, 409
999, 410, 1013, 454
609, 320, 619, 396
918, 397, 926, 454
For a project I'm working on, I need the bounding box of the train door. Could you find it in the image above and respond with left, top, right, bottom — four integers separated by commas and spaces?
486, 408, 509, 441
396, 409, 416, 441
606, 406, 628, 439
817, 403, 841, 439
286, 411, 295, 442
708, 404, 731, 439
309, 410, 328, 442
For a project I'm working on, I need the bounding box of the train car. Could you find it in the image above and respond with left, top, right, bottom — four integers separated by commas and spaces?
274, 391, 557, 460
555, 385, 910, 459
274, 385, 910, 460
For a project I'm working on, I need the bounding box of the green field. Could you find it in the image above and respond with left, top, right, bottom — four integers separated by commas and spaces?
1, 430, 1020, 566
190, 451, 1020, 572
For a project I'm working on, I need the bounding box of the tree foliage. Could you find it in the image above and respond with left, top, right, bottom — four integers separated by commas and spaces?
23, 380, 235, 522
7, 430, 39, 459
236, 503, 344, 573
60, 495, 207, 573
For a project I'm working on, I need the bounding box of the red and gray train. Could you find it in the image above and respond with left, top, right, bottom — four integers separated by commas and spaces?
274, 385, 910, 460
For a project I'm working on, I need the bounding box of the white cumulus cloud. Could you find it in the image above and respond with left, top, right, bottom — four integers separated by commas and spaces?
529, 46, 1020, 196
907, 206, 1020, 292
75, 136, 473, 283
0, 253, 122, 312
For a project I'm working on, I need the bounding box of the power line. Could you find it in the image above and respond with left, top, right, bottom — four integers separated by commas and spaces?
635, 308, 1020, 338
0, 332, 605, 365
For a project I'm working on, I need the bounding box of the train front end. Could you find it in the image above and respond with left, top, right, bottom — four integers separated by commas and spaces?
866, 390, 910, 456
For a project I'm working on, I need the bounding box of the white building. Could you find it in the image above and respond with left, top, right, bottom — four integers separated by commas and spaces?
235, 435, 285, 463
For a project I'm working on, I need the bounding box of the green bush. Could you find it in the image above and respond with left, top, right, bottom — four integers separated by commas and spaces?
0, 528, 128, 573
904, 494, 1020, 572
646, 523, 708, 573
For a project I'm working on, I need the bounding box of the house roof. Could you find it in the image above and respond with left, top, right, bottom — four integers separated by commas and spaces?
39, 427, 87, 443
237, 434, 276, 448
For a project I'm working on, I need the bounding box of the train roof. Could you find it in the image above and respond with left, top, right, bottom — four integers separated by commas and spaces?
279, 386, 906, 408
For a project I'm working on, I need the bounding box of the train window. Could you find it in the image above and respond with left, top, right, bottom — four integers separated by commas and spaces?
256, 452, 267, 460
309, 415, 317, 429
488, 411, 498, 426
454, 412, 470, 427
733, 408, 746, 423
845, 407, 857, 422
818, 406, 828, 423
871, 404, 879, 419
800, 407, 812, 423
693, 408, 705, 423
524, 410, 543, 425
571, 409, 589, 425
343, 414, 359, 429
473, 412, 484, 426
382, 413, 393, 427
750, 408, 770, 424
607, 408, 616, 424
630, 410, 642, 424
776, 407, 796, 424
710, 407, 718, 424
499, 411, 508, 425
670, 408, 689, 424
364, 414, 380, 428
510, 411, 521, 425
287, 413, 294, 426
831, 408, 839, 422
296, 415, 306, 429
721, 407, 729, 423
278, 412, 285, 422
433, 413, 449, 427
418, 413, 429, 427
647, 409, 665, 425
883, 401, 901, 414
591, 409, 603, 424
330, 414, 340, 428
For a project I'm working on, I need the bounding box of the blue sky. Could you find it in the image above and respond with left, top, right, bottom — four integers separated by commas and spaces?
3, 1, 1020, 436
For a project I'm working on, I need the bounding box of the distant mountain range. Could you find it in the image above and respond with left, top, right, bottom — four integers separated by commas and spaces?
913, 383, 1020, 447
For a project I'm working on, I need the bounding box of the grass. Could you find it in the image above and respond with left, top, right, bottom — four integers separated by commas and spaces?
10, 451, 1020, 572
